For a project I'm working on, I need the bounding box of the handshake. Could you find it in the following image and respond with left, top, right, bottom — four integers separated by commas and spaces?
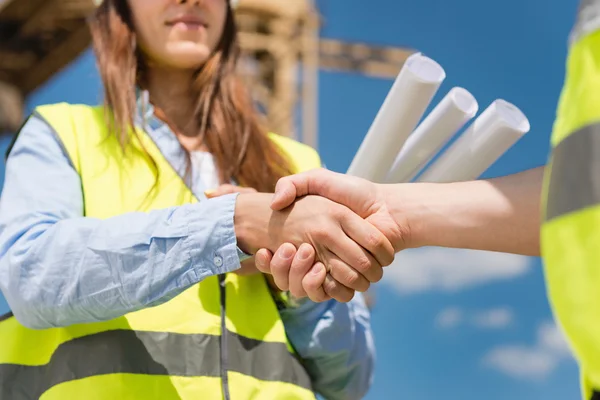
211, 166, 541, 303
209, 168, 412, 304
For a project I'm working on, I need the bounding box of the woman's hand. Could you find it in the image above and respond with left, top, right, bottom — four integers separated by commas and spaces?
207, 184, 260, 276
235, 193, 395, 302
256, 243, 331, 302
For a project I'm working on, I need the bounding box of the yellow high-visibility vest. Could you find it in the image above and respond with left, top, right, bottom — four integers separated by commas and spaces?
0, 103, 321, 400
541, 1, 600, 399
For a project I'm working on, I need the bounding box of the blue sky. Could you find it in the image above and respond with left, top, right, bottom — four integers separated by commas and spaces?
0, 0, 583, 398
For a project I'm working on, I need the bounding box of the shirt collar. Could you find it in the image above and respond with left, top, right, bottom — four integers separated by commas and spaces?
135, 88, 166, 132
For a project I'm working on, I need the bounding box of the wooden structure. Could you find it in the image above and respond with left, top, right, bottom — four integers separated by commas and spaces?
0, 0, 94, 96
0, 0, 413, 147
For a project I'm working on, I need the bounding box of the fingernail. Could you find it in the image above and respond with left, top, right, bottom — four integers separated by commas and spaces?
298, 245, 312, 260
270, 193, 281, 207
280, 245, 294, 259
311, 264, 323, 275
205, 189, 215, 196
255, 252, 266, 266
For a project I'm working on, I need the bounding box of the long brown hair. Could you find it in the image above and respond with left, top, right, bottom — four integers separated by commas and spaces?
88, 0, 294, 192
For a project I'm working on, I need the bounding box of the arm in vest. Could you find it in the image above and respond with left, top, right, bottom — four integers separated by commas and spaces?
0, 114, 245, 329
0, 112, 380, 400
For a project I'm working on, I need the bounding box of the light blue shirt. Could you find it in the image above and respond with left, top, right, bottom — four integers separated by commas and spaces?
0, 94, 375, 400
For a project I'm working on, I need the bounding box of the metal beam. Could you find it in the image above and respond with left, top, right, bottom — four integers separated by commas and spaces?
319, 38, 413, 78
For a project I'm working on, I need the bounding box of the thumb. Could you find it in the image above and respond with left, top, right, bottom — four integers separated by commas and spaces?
270, 178, 299, 210
271, 168, 334, 210
272, 168, 365, 214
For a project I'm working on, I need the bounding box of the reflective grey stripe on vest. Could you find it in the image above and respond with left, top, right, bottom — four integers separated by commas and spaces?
0, 329, 312, 400
545, 123, 600, 221
570, 0, 600, 44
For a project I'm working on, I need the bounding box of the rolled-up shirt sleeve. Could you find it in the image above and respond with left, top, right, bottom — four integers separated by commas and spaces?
0, 115, 242, 329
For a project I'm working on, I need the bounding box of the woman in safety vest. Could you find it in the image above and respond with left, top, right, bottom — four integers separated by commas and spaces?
0, 0, 396, 399
256, 2, 600, 398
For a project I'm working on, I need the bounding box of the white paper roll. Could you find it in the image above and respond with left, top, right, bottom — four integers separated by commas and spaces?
385, 87, 478, 183
346, 53, 446, 182
417, 99, 530, 183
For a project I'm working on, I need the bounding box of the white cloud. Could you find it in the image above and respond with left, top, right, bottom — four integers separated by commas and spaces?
435, 307, 463, 329
382, 247, 535, 294
472, 308, 513, 329
483, 345, 557, 379
538, 321, 572, 356
483, 321, 573, 380
435, 306, 513, 330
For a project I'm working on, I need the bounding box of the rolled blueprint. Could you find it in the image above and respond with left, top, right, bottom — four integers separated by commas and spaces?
385, 87, 478, 183
417, 99, 530, 183
346, 52, 446, 182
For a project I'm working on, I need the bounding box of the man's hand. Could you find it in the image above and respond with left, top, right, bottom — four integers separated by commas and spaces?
235, 192, 395, 302
271, 168, 408, 251
255, 168, 409, 300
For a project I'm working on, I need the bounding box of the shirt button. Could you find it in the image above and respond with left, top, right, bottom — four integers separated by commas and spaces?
214, 256, 223, 267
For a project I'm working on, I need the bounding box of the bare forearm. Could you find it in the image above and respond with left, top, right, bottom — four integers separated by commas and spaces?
387, 166, 544, 256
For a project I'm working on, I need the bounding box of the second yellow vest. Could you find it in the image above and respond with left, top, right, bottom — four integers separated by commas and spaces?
542, 1, 600, 398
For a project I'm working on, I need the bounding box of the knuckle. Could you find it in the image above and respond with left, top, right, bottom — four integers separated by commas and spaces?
355, 256, 373, 273
331, 205, 349, 221
335, 289, 355, 303
372, 266, 384, 283
366, 231, 386, 251
311, 226, 331, 241
323, 276, 339, 294
342, 269, 362, 289
382, 252, 395, 267
307, 285, 328, 302
322, 275, 355, 303
341, 291, 355, 303
302, 275, 322, 295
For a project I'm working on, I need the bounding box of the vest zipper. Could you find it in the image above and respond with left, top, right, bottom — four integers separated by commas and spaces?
219, 274, 231, 400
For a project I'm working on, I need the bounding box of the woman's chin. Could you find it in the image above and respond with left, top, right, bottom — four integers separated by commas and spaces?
161, 46, 213, 70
